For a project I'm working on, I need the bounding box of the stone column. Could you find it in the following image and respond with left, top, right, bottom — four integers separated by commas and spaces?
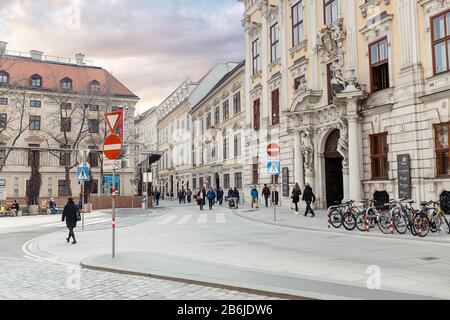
347, 109, 363, 201
294, 130, 305, 190
308, 0, 319, 89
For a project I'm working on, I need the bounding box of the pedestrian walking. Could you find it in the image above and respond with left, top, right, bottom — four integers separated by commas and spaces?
303, 183, 316, 217
196, 188, 205, 211
250, 186, 259, 209
233, 187, 240, 209
49, 198, 57, 215
207, 188, 216, 210
154, 190, 161, 206
271, 187, 279, 206
262, 184, 271, 207
217, 188, 224, 205
11, 200, 19, 216
187, 189, 192, 203
291, 183, 302, 214
62, 197, 79, 245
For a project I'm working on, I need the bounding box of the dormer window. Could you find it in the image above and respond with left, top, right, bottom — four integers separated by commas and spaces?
60, 77, 73, 91
30, 74, 42, 88
89, 80, 101, 93
0, 71, 9, 86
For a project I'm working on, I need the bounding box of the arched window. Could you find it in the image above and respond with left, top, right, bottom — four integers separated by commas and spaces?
0, 71, 9, 86
89, 80, 100, 93
30, 74, 42, 88
60, 77, 72, 91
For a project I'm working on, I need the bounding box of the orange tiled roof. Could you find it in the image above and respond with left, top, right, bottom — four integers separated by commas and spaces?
0, 56, 138, 98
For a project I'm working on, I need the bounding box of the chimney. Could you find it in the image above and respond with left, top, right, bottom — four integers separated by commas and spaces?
0, 41, 7, 55
75, 53, 85, 65
30, 50, 44, 60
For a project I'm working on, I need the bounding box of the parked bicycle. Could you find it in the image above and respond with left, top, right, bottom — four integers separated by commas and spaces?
425, 200, 450, 234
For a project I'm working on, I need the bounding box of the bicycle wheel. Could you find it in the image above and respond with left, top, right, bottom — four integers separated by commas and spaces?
393, 212, 408, 234
343, 212, 357, 231
412, 215, 430, 238
356, 212, 367, 232
328, 209, 343, 229
378, 210, 392, 234
428, 210, 441, 233
442, 217, 450, 234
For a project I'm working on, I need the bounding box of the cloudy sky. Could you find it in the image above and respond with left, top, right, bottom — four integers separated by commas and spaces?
0, 0, 245, 114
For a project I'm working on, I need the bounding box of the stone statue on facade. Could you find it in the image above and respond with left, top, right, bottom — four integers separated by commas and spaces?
301, 129, 314, 173
337, 117, 349, 167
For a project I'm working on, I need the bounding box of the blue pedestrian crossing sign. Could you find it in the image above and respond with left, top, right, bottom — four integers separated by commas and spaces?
142, 195, 148, 203
267, 159, 280, 176
77, 166, 90, 181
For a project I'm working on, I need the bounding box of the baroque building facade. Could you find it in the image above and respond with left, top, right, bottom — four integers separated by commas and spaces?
239, 0, 450, 208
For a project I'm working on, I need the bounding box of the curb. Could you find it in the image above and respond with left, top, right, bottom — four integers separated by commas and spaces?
80, 261, 315, 301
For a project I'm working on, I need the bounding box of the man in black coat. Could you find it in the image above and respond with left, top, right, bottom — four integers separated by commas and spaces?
217, 188, 224, 205
302, 183, 316, 217
62, 197, 79, 244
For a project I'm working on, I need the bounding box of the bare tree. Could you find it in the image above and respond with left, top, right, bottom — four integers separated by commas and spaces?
41, 75, 98, 197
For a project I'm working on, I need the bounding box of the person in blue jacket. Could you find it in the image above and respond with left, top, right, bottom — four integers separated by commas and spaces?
206, 188, 216, 210
250, 186, 259, 209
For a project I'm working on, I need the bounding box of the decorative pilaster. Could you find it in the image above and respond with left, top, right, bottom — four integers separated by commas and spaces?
294, 130, 305, 190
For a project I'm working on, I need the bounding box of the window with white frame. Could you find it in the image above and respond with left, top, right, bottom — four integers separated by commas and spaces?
292, 2, 304, 47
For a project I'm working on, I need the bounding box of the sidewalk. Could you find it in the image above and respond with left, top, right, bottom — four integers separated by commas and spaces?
232, 204, 450, 244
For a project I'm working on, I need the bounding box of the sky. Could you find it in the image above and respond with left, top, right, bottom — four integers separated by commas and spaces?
0, 0, 245, 114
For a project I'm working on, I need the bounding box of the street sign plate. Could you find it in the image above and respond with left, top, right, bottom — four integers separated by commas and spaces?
103, 134, 122, 160
105, 111, 123, 133
267, 144, 280, 157
77, 166, 90, 181
267, 159, 281, 175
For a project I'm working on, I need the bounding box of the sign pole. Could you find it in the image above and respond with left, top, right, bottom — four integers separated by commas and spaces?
112, 167, 116, 259
82, 150, 86, 231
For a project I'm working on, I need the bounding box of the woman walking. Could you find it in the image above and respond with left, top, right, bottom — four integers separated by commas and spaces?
196, 188, 205, 211
62, 197, 79, 245
291, 183, 302, 214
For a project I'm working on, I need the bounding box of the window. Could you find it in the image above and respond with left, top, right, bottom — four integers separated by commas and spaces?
60, 144, 71, 167
58, 180, 70, 197
0, 71, 9, 86
214, 106, 220, 125
0, 98, 8, 105
28, 144, 40, 167
0, 142, 6, 166
324, 0, 339, 25
223, 137, 229, 160
0, 113, 6, 129
88, 105, 99, 112
252, 39, 261, 75
233, 92, 241, 114
435, 122, 450, 176
206, 113, 212, 129
270, 23, 280, 62
48, 177, 53, 197
271, 89, 280, 125
253, 99, 260, 131
224, 174, 230, 189
30, 74, 42, 88
294, 75, 306, 90
370, 132, 389, 179
30, 100, 41, 108
223, 100, 230, 120
61, 103, 72, 110
432, 10, 450, 74
369, 38, 390, 93
89, 80, 101, 92
61, 118, 71, 132
89, 119, 99, 133
252, 163, 259, 185
60, 77, 73, 91
88, 146, 99, 168
292, 2, 304, 47
234, 172, 242, 189
234, 133, 241, 157
29, 116, 41, 130
271, 175, 279, 185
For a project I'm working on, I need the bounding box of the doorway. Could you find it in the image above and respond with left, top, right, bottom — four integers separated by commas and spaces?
215, 173, 220, 190
324, 130, 344, 208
